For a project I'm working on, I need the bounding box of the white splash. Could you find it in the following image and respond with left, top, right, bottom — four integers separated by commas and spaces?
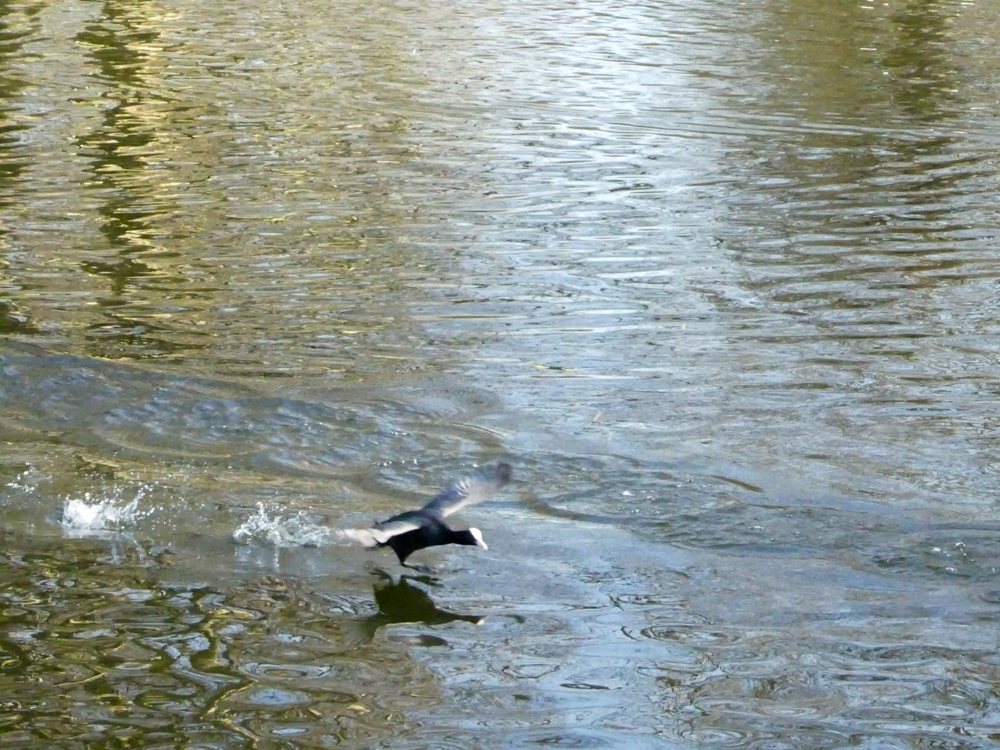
61, 487, 151, 536
233, 504, 338, 548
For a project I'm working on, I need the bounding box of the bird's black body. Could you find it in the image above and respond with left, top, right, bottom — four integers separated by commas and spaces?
342, 462, 511, 567
376, 509, 482, 565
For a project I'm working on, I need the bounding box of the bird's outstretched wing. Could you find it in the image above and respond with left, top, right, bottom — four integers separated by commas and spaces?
338, 516, 424, 548
422, 462, 512, 517
337, 461, 512, 545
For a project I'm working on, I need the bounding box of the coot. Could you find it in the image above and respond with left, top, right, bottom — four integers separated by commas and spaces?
342, 462, 512, 567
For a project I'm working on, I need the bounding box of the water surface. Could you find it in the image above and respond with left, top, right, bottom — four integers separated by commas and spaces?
2, 0, 1000, 746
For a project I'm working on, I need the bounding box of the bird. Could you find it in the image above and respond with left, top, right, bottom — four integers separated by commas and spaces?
340, 462, 512, 567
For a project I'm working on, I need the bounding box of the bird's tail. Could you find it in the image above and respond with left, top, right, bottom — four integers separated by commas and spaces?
335, 528, 382, 548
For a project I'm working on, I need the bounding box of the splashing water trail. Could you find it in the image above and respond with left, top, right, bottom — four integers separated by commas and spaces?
233, 503, 340, 548
61, 486, 153, 536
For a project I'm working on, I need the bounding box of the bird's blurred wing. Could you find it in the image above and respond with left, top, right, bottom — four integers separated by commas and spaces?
422, 462, 512, 517
338, 518, 422, 547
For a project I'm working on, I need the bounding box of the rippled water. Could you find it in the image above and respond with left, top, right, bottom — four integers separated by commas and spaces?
1, 0, 1000, 745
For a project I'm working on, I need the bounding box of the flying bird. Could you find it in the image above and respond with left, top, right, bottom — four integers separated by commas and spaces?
341, 462, 512, 567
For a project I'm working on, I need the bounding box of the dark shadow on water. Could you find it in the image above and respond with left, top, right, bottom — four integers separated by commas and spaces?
345, 569, 484, 648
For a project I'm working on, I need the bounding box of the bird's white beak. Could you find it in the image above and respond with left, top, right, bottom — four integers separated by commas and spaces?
470, 528, 488, 550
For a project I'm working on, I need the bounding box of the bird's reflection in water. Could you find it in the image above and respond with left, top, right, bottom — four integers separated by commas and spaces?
345, 569, 483, 647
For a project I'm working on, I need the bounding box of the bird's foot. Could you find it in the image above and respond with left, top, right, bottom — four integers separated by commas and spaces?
402, 563, 440, 576
401, 561, 436, 574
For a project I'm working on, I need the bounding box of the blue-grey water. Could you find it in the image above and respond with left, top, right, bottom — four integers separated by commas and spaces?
1, 0, 999, 746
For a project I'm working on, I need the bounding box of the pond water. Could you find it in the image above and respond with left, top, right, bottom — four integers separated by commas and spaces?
1, 0, 1000, 746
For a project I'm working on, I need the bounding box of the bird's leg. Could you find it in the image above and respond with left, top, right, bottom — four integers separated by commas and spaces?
401, 561, 436, 574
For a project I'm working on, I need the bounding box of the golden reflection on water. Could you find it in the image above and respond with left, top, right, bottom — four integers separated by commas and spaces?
0, 540, 452, 747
